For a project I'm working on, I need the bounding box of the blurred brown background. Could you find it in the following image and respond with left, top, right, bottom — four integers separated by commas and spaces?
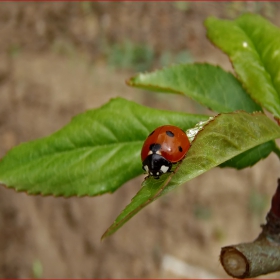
0, 2, 280, 278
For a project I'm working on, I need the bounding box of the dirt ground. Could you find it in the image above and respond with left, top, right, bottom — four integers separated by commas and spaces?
1, 2, 280, 278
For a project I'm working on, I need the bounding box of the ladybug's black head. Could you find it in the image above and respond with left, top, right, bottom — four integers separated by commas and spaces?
142, 153, 172, 179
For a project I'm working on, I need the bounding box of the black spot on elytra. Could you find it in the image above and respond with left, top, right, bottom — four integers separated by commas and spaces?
149, 130, 155, 136
149, 143, 161, 153
166, 130, 174, 137
178, 146, 183, 152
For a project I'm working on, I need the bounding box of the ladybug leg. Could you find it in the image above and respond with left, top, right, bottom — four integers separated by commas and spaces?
166, 163, 173, 174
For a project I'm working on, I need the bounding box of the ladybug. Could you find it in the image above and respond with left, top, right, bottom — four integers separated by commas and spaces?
141, 125, 191, 179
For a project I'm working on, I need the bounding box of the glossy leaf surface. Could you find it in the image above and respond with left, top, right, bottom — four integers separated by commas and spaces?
0, 98, 207, 197
128, 63, 261, 113
103, 112, 280, 238
205, 14, 280, 118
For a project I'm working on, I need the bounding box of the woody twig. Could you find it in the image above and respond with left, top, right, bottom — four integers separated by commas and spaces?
220, 179, 280, 278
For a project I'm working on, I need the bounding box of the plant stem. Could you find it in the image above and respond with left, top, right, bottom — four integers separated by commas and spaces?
273, 144, 280, 160
220, 179, 280, 278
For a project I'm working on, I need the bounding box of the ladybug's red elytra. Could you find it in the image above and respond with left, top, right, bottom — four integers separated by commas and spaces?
141, 125, 191, 179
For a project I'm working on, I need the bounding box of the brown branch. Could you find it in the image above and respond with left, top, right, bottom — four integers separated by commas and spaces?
220, 179, 280, 278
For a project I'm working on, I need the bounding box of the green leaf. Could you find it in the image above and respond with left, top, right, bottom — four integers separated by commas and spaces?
0, 98, 207, 197
220, 140, 276, 169
103, 112, 280, 238
205, 14, 280, 118
127, 63, 261, 113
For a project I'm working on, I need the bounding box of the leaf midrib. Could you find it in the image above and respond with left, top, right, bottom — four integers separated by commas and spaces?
0, 141, 143, 176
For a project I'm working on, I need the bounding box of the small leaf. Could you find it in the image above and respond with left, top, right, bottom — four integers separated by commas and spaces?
0, 98, 207, 197
127, 63, 261, 113
205, 14, 280, 118
103, 112, 280, 238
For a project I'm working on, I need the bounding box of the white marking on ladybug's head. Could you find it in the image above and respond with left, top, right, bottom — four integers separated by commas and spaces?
156, 151, 162, 155
156, 172, 159, 175
150, 172, 153, 175
160, 165, 169, 174
148, 150, 153, 155
144, 165, 149, 172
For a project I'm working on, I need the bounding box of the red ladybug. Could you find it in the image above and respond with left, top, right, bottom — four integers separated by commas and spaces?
141, 125, 191, 179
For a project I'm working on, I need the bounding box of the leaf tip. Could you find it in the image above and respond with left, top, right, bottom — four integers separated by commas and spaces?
101, 223, 118, 240
100, 232, 107, 241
